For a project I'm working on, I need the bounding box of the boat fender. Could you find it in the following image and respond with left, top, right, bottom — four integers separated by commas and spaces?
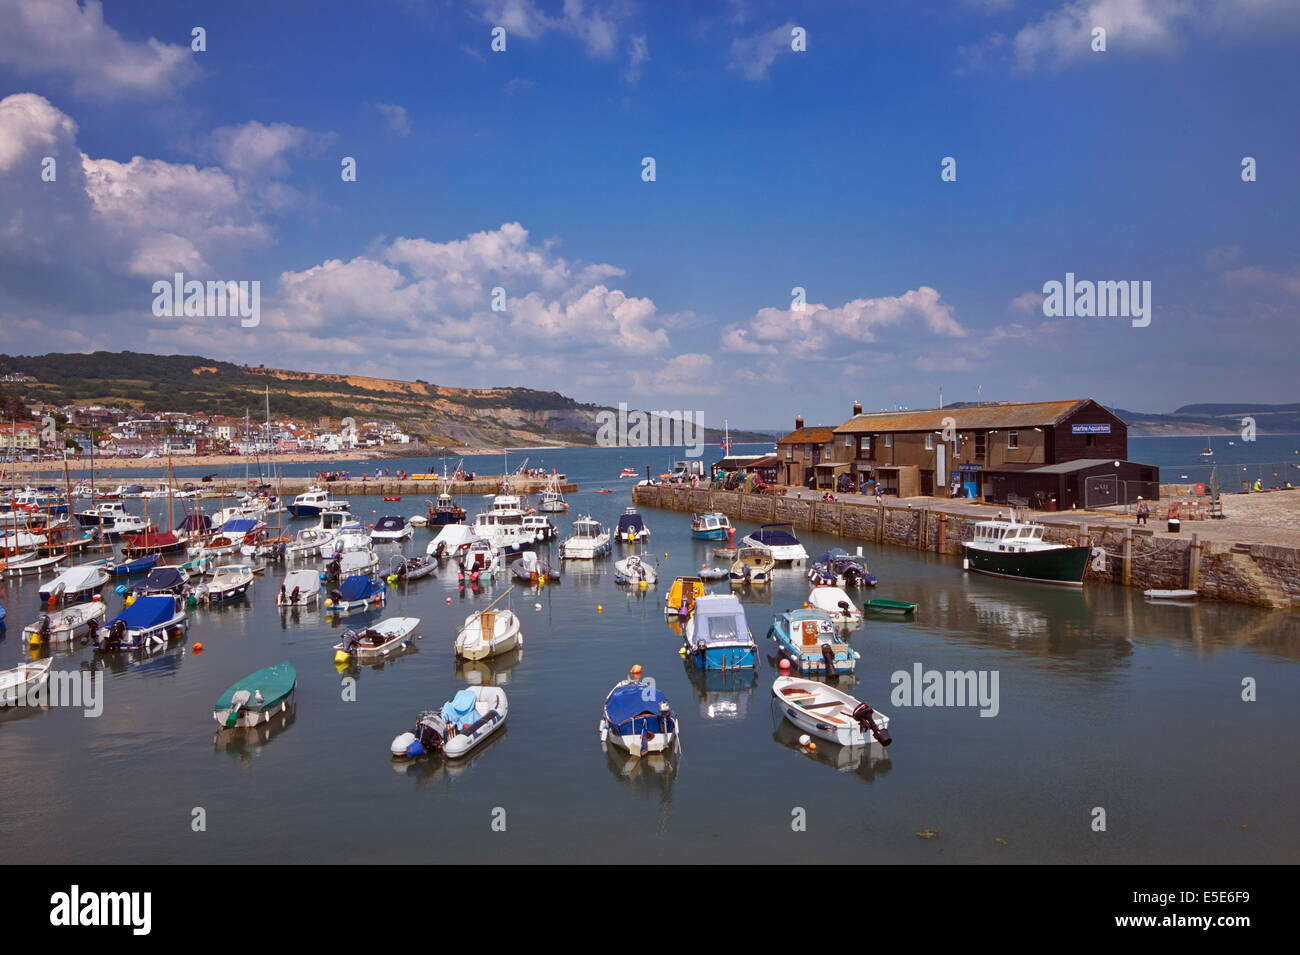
820, 643, 839, 679
852, 702, 892, 747
114, 584, 127, 595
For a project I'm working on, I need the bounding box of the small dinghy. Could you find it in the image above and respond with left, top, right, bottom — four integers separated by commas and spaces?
0, 658, 53, 707
333, 616, 420, 663
772, 676, 892, 748
408, 514, 429, 528
862, 598, 916, 616
5, 553, 68, 577
455, 605, 522, 661
276, 568, 320, 608
390, 686, 509, 759
390, 554, 437, 582
599, 667, 679, 757
729, 547, 774, 586
22, 601, 107, 646
614, 554, 658, 585
807, 585, 862, 624
214, 662, 297, 729
193, 563, 254, 603
665, 575, 705, 618
1144, 589, 1197, 601
510, 550, 558, 584
325, 574, 386, 613
698, 566, 728, 582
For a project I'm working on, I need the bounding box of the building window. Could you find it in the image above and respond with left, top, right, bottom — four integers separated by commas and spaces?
974, 432, 986, 461
844, 436, 853, 449
1085, 435, 1096, 447
1007, 431, 1019, 450
925, 434, 934, 450
786, 447, 793, 460
884, 435, 892, 448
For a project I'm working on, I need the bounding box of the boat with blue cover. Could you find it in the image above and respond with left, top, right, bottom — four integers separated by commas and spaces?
691, 512, 733, 541
615, 507, 650, 543
768, 607, 860, 676
325, 574, 386, 613
741, 522, 808, 564
107, 554, 159, 577
599, 668, 679, 756
390, 685, 508, 759
128, 565, 190, 597
682, 593, 757, 670
214, 662, 297, 728
93, 594, 188, 652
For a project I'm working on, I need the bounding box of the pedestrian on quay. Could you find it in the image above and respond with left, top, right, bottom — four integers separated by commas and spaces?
875, 489, 883, 507
1136, 498, 1150, 526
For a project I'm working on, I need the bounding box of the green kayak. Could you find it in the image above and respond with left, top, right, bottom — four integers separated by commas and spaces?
863, 599, 917, 615
214, 662, 297, 728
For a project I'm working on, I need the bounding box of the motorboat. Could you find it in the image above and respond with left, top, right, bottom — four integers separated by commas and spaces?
321, 526, 371, 559
457, 539, 504, 577
806, 584, 862, 624
427, 523, 481, 562
559, 516, 610, 560
93, 594, 188, 652
277, 568, 321, 607
614, 554, 657, 585
470, 494, 536, 554
390, 554, 437, 582
129, 565, 190, 597
599, 669, 679, 757
520, 514, 557, 543
39, 563, 110, 604
287, 486, 348, 518
808, 548, 877, 587
193, 564, 255, 603
962, 509, 1091, 587
768, 607, 859, 676
214, 662, 297, 728
740, 522, 808, 564
729, 546, 775, 586
455, 607, 522, 661
772, 676, 892, 748
691, 512, 733, 541
615, 507, 650, 543
22, 601, 107, 646
664, 575, 705, 618
325, 574, 386, 613
333, 616, 419, 663
390, 686, 508, 759
1, 658, 52, 707
510, 550, 559, 584
682, 594, 757, 670
326, 548, 380, 580
370, 515, 413, 544
536, 486, 567, 513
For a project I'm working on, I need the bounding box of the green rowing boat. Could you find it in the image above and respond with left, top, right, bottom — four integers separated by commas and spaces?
863, 599, 917, 615
214, 662, 297, 728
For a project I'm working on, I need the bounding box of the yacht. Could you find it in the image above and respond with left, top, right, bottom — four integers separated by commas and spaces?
470, 493, 536, 555
559, 516, 611, 560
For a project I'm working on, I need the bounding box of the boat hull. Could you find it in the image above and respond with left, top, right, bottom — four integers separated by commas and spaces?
963, 544, 1091, 587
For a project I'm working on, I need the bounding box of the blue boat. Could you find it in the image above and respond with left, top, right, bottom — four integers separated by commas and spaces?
768, 607, 859, 676
690, 512, 732, 541
599, 671, 679, 756
809, 549, 877, 587
683, 594, 757, 670
129, 566, 190, 597
326, 574, 386, 612
94, 594, 188, 652
108, 554, 159, 577
615, 507, 650, 543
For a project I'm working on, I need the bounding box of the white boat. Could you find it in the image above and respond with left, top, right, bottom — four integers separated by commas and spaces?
22, 601, 107, 645
806, 584, 862, 624
39, 564, 110, 604
614, 554, 657, 585
772, 676, 892, 748
321, 527, 372, 559
370, 515, 413, 543
427, 523, 481, 561
520, 514, 557, 542
288, 526, 337, 557
457, 538, 504, 576
599, 671, 679, 756
277, 568, 321, 607
469, 494, 537, 554
1144, 589, 1197, 601
333, 549, 380, 578
537, 486, 568, 513
740, 523, 808, 565
390, 685, 508, 759
559, 516, 611, 560
455, 607, 522, 661
408, 514, 429, 528
193, 564, 255, 603
4, 553, 68, 577
333, 615, 420, 662
0, 658, 53, 707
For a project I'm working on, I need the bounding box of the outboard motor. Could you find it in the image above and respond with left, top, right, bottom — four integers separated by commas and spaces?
852, 701, 892, 746
84, 617, 100, 645
36, 614, 52, 641
837, 599, 851, 616
341, 628, 361, 654
434, 542, 446, 560
820, 642, 839, 679
327, 556, 341, 579
279, 584, 286, 604
99, 618, 127, 651
289, 586, 301, 604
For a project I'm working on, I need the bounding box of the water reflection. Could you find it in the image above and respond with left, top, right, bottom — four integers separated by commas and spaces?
391, 728, 507, 785
682, 661, 758, 722
215, 705, 297, 762
456, 646, 524, 686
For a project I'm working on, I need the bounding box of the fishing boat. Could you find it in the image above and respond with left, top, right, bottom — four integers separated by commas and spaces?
107, 554, 159, 577
808, 549, 876, 587
0, 658, 52, 707
558, 516, 611, 560
772, 676, 892, 748
370, 515, 413, 544
325, 574, 386, 613
333, 616, 420, 663
740, 522, 808, 564
614, 554, 658, 585
193, 564, 255, 603
22, 601, 107, 645
510, 550, 559, 584
729, 546, 775, 586
426, 492, 467, 526
520, 514, 557, 542
287, 486, 346, 518
665, 575, 706, 618
615, 507, 650, 543
682, 594, 757, 670
768, 607, 859, 676
214, 662, 297, 728
39, 563, 109, 604
426, 523, 480, 561
455, 605, 522, 661
277, 568, 321, 607
469, 493, 537, 555
862, 598, 917, 616
129, 565, 190, 597
93, 594, 188, 652
962, 510, 1091, 587
390, 554, 437, 582
807, 584, 862, 624
691, 512, 733, 541
599, 668, 679, 757
390, 686, 508, 759
536, 485, 568, 513
73, 501, 129, 528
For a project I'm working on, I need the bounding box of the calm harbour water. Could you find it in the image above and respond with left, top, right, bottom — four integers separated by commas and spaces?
1, 443, 1297, 863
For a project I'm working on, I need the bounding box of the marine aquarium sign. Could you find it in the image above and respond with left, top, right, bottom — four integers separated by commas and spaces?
1072, 424, 1111, 434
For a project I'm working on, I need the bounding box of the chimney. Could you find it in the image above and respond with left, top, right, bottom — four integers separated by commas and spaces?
852, 401, 863, 416
795, 415, 804, 430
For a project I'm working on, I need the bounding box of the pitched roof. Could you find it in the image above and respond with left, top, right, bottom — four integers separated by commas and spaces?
833, 399, 1101, 434
775, 426, 836, 445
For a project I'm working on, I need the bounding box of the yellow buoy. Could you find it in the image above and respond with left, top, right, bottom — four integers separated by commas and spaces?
677, 647, 687, 656
638, 580, 648, 590
324, 597, 334, 607
597, 604, 603, 613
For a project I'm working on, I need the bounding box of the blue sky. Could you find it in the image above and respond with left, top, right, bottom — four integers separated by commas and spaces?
0, 0, 1297, 428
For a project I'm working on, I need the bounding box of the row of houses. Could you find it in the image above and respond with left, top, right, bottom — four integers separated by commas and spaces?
750, 399, 1158, 509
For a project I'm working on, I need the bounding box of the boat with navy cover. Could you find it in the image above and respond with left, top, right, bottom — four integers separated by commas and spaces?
128, 565, 190, 597
615, 507, 650, 543
808, 549, 876, 587
599, 669, 679, 757
325, 574, 386, 613
370, 515, 413, 543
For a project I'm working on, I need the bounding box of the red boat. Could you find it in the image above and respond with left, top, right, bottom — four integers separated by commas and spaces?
383, 496, 401, 501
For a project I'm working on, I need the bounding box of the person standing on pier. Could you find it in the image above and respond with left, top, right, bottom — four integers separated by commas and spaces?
1136, 498, 1150, 526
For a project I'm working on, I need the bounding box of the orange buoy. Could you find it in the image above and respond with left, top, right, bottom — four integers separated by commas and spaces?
193, 643, 204, 654
630, 664, 642, 679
